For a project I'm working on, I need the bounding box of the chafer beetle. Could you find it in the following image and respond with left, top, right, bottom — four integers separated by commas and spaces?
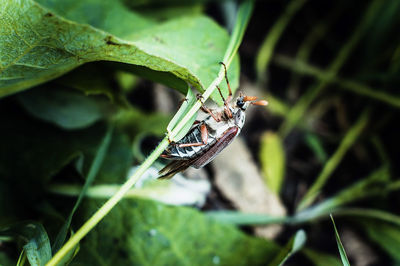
159, 63, 268, 179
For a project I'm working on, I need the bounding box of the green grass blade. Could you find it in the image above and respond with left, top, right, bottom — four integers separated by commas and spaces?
223, 0, 254, 68
330, 215, 350, 266
294, 166, 391, 221
52, 126, 113, 253
333, 208, 400, 227
298, 109, 370, 211
269, 230, 307, 266
278, 0, 382, 138
255, 0, 308, 80
357, 219, 400, 261
16, 250, 27, 266
274, 55, 400, 109
206, 211, 288, 225
303, 248, 342, 266
305, 133, 328, 163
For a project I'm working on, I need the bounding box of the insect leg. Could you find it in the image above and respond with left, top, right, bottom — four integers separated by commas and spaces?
197, 94, 221, 122
220, 62, 232, 103
217, 86, 233, 118
178, 124, 208, 147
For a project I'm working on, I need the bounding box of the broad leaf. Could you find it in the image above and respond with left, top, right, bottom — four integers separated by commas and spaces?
0, 0, 239, 103
18, 86, 115, 129
74, 199, 280, 265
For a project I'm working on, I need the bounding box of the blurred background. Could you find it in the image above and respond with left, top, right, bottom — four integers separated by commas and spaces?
1, 0, 400, 265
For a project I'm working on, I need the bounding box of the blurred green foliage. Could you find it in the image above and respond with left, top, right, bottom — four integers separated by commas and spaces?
1, 0, 400, 265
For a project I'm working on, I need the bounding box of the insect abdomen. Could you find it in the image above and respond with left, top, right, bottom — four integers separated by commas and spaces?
163, 125, 216, 159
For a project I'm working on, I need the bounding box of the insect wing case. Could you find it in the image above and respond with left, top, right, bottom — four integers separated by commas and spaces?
191, 126, 239, 168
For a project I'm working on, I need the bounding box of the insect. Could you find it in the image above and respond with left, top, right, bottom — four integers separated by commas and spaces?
158, 62, 268, 179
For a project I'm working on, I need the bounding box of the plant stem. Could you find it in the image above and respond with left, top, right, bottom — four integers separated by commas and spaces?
46, 137, 169, 266
255, 0, 308, 81
278, 0, 381, 138
297, 109, 370, 211
274, 55, 400, 108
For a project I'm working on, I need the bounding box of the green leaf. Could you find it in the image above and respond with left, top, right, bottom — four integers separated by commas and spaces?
304, 133, 328, 163
294, 166, 392, 221
222, 0, 253, 67
330, 215, 350, 266
0, 251, 16, 266
255, 0, 308, 80
358, 219, 400, 262
259, 131, 285, 194
114, 108, 170, 139
0, 102, 133, 229
298, 109, 370, 211
269, 230, 307, 266
52, 126, 113, 253
0, 0, 239, 103
207, 211, 287, 225
17, 85, 115, 129
74, 199, 280, 265
0, 222, 51, 266
56, 63, 129, 103
333, 208, 400, 227
0, 103, 130, 183
303, 248, 342, 266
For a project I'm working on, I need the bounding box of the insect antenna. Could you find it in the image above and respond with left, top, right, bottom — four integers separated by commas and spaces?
251, 100, 268, 106
242, 95, 268, 106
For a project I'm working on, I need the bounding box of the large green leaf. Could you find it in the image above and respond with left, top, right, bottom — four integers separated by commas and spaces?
0, 0, 239, 103
17, 85, 115, 129
74, 199, 280, 265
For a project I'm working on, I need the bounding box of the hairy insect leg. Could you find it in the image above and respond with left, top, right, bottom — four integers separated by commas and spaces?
178, 124, 208, 147
220, 62, 233, 103
196, 94, 221, 122
217, 86, 233, 118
